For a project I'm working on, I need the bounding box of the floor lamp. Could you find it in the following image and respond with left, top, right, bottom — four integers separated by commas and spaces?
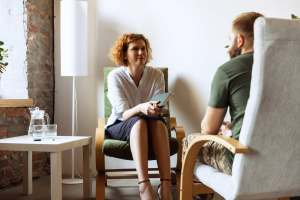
60, 0, 88, 184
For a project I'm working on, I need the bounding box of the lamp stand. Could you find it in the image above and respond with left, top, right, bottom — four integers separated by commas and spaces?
62, 76, 83, 185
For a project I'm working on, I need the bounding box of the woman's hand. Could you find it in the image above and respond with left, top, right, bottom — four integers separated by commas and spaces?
122, 101, 162, 120
139, 101, 162, 116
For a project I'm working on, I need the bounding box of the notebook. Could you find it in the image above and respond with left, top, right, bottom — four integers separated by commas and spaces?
150, 92, 172, 108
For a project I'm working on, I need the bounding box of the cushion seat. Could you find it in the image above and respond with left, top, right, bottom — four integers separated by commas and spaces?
103, 137, 179, 160
194, 161, 234, 200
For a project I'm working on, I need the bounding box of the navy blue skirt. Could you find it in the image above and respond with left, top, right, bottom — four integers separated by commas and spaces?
105, 115, 166, 141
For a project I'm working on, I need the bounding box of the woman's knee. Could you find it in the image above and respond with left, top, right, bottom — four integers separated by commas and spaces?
148, 120, 168, 138
149, 119, 167, 130
131, 116, 147, 130
130, 117, 148, 140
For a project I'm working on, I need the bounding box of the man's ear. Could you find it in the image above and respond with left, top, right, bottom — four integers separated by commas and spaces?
237, 34, 245, 48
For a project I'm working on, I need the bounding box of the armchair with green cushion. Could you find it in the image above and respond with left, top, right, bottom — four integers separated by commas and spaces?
95, 67, 185, 200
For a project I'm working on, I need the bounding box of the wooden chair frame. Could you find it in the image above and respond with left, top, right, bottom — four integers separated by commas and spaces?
95, 117, 185, 200
179, 134, 290, 200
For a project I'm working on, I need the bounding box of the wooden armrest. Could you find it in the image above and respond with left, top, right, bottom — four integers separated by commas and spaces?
95, 118, 105, 172
170, 117, 186, 171
171, 117, 185, 138
170, 117, 177, 130
180, 135, 249, 197
187, 134, 249, 154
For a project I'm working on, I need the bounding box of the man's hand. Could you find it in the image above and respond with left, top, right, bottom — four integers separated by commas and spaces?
219, 121, 232, 137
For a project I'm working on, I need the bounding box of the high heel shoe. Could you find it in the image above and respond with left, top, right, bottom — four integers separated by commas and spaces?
157, 178, 172, 200
138, 179, 150, 185
138, 179, 155, 200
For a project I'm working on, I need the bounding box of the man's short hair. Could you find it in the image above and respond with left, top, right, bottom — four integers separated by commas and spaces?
232, 12, 264, 39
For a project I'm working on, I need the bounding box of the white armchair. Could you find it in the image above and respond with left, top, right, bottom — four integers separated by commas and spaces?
180, 17, 300, 200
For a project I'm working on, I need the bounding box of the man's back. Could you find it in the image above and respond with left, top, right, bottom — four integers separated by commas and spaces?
209, 52, 253, 139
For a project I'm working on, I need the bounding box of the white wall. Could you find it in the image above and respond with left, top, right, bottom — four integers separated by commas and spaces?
0, 0, 28, 99
55, 0, 300, 172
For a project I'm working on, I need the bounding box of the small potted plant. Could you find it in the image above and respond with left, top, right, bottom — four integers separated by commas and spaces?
0, 40, 8, 75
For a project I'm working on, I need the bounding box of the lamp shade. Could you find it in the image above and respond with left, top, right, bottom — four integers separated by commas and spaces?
60, 0, 88, 76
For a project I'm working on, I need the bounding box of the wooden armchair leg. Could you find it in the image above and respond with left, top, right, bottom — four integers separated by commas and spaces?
95, 121, 106, 200
171, 170, 177, 185
96, 173, 105, 200
170, 117, 185, 199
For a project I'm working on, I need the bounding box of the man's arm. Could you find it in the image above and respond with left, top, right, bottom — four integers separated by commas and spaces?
201, 106, 226, 134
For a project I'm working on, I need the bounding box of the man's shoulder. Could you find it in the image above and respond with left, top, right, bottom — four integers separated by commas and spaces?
219, 55, 245, 69
218, 53, 253, 75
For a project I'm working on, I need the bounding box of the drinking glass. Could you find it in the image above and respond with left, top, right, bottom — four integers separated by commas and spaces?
32, 125, 44, 141
44, 124, 57, 140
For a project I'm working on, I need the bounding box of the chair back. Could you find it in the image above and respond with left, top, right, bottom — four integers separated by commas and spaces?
233, 18, 300, 198
104, 66, 169, 122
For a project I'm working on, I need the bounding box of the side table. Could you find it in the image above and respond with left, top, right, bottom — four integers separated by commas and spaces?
0, 135, 92, 200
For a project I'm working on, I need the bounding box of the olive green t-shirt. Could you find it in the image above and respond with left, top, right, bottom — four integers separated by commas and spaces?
209, 52, 253, 139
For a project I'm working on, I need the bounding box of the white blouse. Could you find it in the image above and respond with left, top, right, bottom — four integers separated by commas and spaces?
106, 66, 165, 127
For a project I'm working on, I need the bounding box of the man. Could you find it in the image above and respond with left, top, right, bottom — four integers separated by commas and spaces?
183, 12, 264, 176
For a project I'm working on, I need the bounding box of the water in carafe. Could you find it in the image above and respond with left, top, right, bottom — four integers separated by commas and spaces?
28, 107, 50, 136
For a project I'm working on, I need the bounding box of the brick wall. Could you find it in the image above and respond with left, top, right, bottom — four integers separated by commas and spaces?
26, 0, 54, 120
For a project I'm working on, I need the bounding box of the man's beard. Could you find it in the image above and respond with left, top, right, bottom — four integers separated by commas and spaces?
229, 48, 241, 59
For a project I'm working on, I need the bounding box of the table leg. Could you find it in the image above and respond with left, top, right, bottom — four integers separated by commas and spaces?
51, 152, 62, 200
83, 144, 91, 198
22, 151, 32, 195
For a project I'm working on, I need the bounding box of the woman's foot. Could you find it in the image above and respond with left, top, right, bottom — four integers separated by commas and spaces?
138, 179, 156, 200
157, 178, 173, 200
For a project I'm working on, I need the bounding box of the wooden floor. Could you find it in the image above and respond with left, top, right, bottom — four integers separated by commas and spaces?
0, 176, 196, 200
2, 176, 300, 200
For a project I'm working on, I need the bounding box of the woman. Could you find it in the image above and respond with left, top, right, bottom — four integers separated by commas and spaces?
106, 33, 173, 200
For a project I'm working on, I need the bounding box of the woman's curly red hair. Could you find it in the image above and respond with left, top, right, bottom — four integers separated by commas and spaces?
109, 33, 152, 66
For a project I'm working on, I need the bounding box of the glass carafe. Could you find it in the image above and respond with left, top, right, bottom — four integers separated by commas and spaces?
28, 107, 50, 136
